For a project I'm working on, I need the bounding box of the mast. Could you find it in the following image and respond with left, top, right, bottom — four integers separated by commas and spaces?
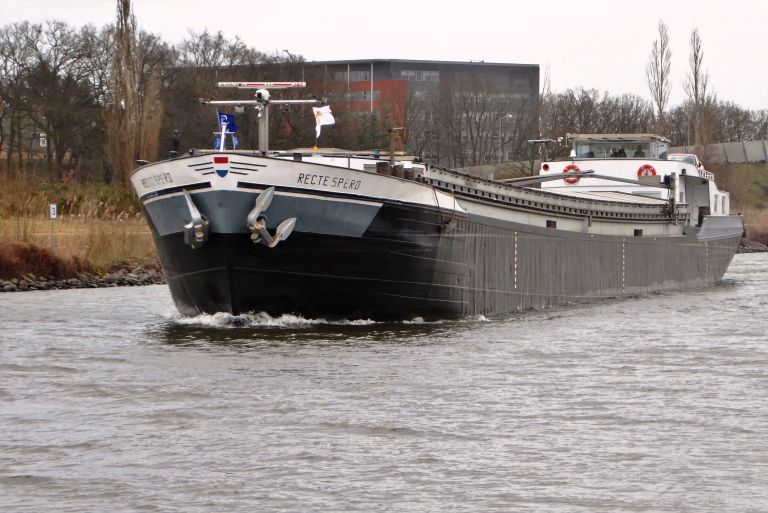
203, 82, 321, 153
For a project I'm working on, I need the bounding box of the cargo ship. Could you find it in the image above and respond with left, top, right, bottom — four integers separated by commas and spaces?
130, 82, 743, 319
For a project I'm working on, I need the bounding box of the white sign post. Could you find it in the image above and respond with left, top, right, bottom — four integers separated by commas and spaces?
49, 203, 57, 254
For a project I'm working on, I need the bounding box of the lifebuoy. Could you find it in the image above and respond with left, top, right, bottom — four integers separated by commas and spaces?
563, 164, 580, 184
637, 164, 656, 177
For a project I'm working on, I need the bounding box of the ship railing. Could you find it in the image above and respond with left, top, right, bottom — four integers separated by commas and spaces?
420, 173, 690, 224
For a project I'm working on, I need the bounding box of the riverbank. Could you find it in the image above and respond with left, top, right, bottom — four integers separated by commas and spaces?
738, 238, 768, 253
0, 240, 164, 293
0, 261, 165, 292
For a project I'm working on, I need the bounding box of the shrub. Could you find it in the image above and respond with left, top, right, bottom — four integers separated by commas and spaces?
0, 243, 93, 280
747, 230, 768, 246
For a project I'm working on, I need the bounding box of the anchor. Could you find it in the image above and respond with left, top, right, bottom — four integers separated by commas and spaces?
246, 186, 297, 248
182, 190, 210, 249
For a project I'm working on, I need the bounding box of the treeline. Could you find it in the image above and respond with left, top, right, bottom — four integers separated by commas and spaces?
1, 10, 766, 188
540, 88, 768, 148
0, 10, 374, 187
540, 22, 767, 158
403, 75, 537, 168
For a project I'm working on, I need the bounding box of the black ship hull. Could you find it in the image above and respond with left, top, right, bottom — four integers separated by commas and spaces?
132, 152, 743, 320
152, 200, 741, 320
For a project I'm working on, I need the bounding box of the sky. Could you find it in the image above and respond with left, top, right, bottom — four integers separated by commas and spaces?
1, 0, 766, 109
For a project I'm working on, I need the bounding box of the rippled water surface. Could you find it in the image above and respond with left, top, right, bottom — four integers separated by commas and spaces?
2, 254, 767, 512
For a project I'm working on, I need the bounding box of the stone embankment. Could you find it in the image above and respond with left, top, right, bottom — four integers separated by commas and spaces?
738, 239, 768, 253
0, 266, 165, 293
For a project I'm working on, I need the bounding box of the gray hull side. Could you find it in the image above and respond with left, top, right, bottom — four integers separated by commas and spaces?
437, 213, 741, 316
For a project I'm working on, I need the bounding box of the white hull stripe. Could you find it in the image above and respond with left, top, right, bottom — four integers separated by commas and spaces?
143, 187, 383, 208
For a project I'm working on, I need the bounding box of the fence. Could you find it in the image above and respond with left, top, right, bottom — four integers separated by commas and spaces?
670, 140, 768, 165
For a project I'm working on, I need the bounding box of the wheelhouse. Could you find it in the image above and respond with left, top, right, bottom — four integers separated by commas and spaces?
568, 133, 670, 160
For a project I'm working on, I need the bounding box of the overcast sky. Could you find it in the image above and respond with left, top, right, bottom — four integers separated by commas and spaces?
2, 0, 766, 109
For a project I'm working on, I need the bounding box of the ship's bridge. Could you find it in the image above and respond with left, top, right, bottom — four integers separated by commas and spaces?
540, 133, 676, 200
538, 133, 732, 220
569, 133, 670, 160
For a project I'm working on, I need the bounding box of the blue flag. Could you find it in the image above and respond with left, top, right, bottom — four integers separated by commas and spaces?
217, 112, 238, 133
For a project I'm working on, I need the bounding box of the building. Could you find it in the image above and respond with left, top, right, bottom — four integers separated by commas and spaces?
306, 59, 540, 166
0, 117, 49, 161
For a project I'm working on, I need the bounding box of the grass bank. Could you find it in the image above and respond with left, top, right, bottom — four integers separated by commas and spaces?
0, 216, 156, 270
0, 176, 156, 278
714, 164, 768, 243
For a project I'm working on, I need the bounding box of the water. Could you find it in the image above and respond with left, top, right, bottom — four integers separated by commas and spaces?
1, 254, 767, 513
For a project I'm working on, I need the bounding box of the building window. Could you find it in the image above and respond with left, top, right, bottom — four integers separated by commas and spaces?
349, 70, 370, 82
350, 90, 380, 101
331, 70, 371, 82
401, 70, 440, 82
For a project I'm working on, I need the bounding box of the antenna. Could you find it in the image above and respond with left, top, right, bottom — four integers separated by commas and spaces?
203, 81, 319, 153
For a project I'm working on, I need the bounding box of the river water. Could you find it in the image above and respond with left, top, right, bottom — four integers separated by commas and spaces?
1, 253, 767, 513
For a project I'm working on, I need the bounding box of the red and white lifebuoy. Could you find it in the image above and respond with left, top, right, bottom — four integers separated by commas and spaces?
563, 164, 580, 184
637, 164, 656, 177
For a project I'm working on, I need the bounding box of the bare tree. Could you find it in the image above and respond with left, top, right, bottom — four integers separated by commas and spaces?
684, 27, 710, 145
104, 0, 164, 188
646, 20, 672, 131
540, 87, 652, 156
0, 22, 38, 174
753, 110, 768, 140
423, 75, 536, 167
21, 21, 103, 180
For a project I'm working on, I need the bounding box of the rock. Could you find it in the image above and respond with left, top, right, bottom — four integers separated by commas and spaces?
738, 239, 768, 253
2, 283, 17, 292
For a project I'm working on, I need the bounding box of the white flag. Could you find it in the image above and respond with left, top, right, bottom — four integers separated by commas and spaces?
312, 105, 335, 138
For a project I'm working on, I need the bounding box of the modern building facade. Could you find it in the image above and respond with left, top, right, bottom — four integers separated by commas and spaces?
306, 59, 540, 166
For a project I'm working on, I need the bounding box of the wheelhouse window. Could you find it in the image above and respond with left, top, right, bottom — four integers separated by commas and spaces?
651, 140, 669, 159
573, 140, 668, 159
574, 142, 644, 158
